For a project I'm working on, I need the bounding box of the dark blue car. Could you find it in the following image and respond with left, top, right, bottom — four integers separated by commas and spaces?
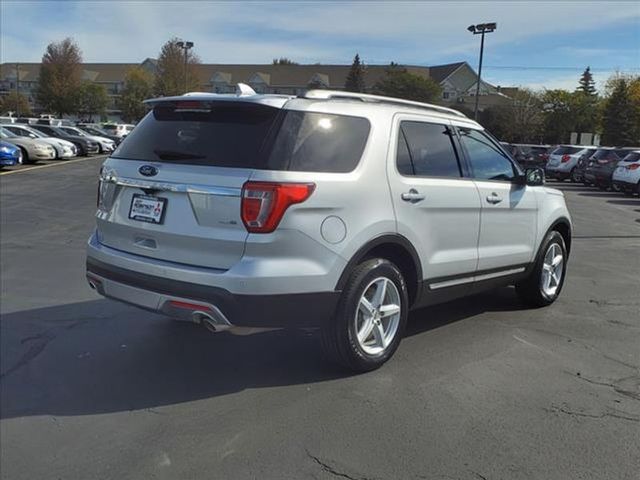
0, 140, 21, 167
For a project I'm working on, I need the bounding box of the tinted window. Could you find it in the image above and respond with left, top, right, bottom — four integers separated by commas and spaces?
591, 149, 619, 161
396, 130, 413, 175
459, 128, 516, 181
398, 122, 461, 177
33, 125, 55, 135
621, 152, 640, 163
112, 103, 370, 172
267, 111, 370, 173
552, 146, 581, 155
113, 102, 280, 167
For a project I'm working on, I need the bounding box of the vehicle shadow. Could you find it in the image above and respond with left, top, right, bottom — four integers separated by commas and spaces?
0, 290, 522, 419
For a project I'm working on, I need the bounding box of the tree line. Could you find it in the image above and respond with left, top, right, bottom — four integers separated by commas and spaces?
2, 38, 638, 146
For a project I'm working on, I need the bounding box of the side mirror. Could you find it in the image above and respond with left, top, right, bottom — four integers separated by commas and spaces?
524, 167, 545, 186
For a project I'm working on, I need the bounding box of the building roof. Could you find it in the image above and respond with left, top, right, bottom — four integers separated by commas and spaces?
428, 62, 466, 83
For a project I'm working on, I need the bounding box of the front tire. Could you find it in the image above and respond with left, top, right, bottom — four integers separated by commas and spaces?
17, 147, 28, 165
321, 258, 409, 372
516, 231, 567, 308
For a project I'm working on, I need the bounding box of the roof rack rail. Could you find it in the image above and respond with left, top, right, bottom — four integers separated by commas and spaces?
303, 90, 467, 118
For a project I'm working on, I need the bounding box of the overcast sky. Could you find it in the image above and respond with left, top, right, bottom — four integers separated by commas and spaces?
2, 1, 639, 91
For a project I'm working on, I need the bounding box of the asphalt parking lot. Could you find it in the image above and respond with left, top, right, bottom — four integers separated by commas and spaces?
1, 157, 639, 480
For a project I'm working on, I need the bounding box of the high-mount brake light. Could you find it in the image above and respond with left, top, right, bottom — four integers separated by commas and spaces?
241, 182, 315, 233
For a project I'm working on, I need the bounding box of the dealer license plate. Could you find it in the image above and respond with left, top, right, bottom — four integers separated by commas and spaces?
128, 194, 167, 224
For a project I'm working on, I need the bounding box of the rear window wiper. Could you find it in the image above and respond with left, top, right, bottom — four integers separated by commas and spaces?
153, 149, 205, 161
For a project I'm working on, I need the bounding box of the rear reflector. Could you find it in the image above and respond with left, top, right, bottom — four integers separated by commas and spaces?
169, 300, 212, 312
241, 182, 315, 233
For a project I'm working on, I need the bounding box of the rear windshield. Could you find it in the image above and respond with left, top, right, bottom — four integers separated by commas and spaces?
591, 149, 619, 160
112, 102, 371, 172
621, 152, 640, 162
552, 146, 581, 155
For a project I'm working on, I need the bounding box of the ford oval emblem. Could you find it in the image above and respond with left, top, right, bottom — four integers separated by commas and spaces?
139, 165, 158, 177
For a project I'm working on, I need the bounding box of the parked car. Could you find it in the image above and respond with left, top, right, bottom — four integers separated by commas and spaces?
76, 123, 122, 145
101, 123, 135, 138
513, 144, 553, 168
0, 127, 56, 163
30, 124, 99, 156
611, 150, 640, 195
58, 126, 116, 153
86, 88, 572, 372
583, 147, 635, 189
2, 124, 77, 159
545, 145, 597, 182
0, 140, 21, 167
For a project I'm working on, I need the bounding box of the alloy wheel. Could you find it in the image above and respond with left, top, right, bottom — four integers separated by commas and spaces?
540, 243, 564, 298
354, 277, 401, 355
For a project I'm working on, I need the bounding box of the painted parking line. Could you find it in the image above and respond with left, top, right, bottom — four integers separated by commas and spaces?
0, 155, 107, 176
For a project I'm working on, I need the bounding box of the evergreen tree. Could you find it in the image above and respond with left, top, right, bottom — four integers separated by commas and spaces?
345, 54, 366, 92
577, 66, 597, 96
373, 65, 441, 103
601, 78, 635, 146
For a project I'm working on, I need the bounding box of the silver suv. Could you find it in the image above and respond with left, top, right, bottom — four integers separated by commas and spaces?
86, 87, 572, 371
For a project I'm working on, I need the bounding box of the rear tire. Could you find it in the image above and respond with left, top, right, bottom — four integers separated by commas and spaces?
516, 231, 567, 308
569, 168, 578, 183
321, 258, 408, 372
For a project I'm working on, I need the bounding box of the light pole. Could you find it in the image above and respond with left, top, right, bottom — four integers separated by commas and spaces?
467, 22, 496, 120
175, 40, 194, 93
15, 63, 20, 117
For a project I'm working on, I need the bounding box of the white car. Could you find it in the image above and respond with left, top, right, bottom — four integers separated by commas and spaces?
87, 87, 572, 372
611, 150, 640, 195
102, 123, 135, 138
59, 126, 116, 154
2, 124, 77, 159
545, 145, 597, 182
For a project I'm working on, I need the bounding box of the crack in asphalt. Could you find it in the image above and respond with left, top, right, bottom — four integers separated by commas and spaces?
570, 373, 640, 402
306, 450, 375, 480
0, 318, 90, 380
525, 327, 640, 370
471, 471, 489, 480
545, 404, 639, 423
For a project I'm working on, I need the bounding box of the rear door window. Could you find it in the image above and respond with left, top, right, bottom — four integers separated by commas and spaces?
397, 121, 462, 177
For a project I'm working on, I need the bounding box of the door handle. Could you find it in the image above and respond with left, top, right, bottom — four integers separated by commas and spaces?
486, 192, 503, 204
401, 189, 425, 203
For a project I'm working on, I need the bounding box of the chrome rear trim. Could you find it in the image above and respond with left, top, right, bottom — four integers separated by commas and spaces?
102, 174, 240, 197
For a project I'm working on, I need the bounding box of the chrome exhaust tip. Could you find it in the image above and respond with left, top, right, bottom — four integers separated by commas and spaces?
193, 311, 231, 333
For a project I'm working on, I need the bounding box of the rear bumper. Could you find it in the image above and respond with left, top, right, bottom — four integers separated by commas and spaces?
86, 257, 340, 328
612, 179, 637, 191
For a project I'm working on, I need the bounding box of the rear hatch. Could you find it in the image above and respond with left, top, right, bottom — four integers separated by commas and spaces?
96, 99, 283, 270
547, 146, 581, 166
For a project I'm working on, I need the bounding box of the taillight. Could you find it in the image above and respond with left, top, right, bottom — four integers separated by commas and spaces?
628, 163, 640, 170
241, 182, 315, 233
561, 154, 571, 163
